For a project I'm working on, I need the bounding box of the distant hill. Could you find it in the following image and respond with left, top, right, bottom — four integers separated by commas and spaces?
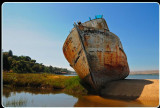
130, 70, 159, 75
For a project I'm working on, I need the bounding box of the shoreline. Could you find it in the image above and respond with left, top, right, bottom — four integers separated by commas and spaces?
3, 73, 88, 96
3, 73, 159, 106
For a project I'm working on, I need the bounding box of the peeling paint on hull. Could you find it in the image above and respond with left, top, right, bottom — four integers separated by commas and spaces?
63, 18, 130, 90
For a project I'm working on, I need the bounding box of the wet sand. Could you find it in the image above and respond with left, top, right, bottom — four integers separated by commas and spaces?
74, 95, 145, 107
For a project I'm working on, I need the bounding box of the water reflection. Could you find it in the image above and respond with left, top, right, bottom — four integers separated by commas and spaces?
74, 95, 145, 107
3, 85, 64, 98
3, 86, 77, 107
2, 85, 158, 107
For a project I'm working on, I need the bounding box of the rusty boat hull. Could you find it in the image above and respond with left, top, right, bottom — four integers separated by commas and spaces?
63, 18, 130, 90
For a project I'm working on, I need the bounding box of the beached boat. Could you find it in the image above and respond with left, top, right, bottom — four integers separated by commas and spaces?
63, 15, 130, 90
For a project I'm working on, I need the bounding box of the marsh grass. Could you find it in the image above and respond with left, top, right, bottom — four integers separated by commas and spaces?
4, 97, 28, 107
64, 76, 88, 95
3, 73, 88, 96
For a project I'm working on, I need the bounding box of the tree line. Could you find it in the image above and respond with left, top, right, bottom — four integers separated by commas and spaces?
3, 50, 73, 74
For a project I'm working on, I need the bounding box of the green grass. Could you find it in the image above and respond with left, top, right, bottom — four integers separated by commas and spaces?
64, 76, 88, 95
3, 72, 88, 96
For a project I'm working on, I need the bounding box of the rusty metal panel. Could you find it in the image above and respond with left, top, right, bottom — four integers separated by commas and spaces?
80, 25, 129, 89
63, 28, 95, 88
63, 28, 81, 65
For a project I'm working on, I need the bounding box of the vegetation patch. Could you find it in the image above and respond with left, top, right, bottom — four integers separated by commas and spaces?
3, 50, 74, 74
3, 73, 88, 96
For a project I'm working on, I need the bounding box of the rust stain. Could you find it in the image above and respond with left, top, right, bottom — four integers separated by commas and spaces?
84, 35, 90, 46
97, 51, 103, 65
98, 23, 102, 29
106, 44, 111, 51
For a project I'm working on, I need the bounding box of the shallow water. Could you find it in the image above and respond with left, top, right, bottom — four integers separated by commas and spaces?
126, 74, 159, 79
2, 87, 78, 107
2, 88, 144, 107
66, 74, 159, 79
3, 91, 77, 107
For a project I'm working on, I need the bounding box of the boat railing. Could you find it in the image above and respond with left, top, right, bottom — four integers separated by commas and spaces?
79, 24, 109, 35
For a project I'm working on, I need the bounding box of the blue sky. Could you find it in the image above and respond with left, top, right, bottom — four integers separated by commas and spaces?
2, 2, 159, 71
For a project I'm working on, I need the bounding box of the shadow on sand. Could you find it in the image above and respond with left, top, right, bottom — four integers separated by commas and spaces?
74, 79, 155, 107
100, 79, 153, 100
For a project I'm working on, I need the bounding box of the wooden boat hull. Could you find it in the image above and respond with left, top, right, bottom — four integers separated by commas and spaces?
63, 18, 130, 90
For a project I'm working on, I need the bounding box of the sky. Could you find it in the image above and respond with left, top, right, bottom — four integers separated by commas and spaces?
2, 2, 159, 71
